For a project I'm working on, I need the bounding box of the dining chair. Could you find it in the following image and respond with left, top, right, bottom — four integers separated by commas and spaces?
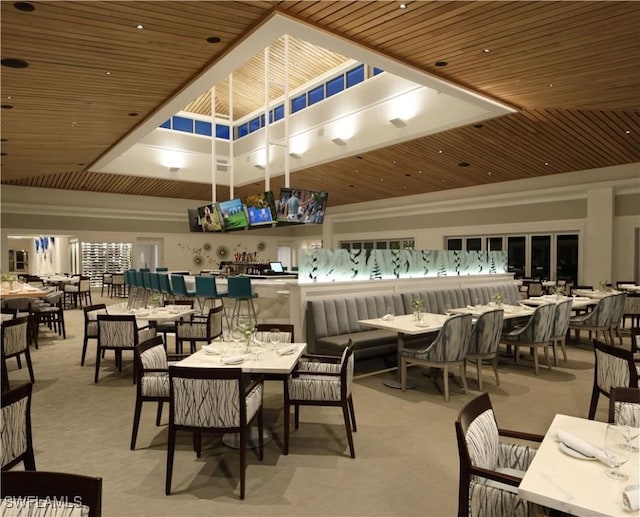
455, 393, 543, 517
101, 272, 113, 297
464, 308, 504, 391
608, 292, 627, 346
501, 303, 555, 375
550, 299, 573, 365
95, 314, 156, 383
527, 282, 543, 297
623, 293, 640, 329
80, 304, 108, 366
568, 294, 616, 344
131, 336, 187, 450
194, 275, 229, 325
254, 323, 294, 344
1, 317, 34, 392
154, 299, 194, 347
1, 470, 102, 517
174, 305, 223, 354
284, 342, 356, 458
166, 366, 264, 499
31, 290, 66, 340
0, 382, 36, 471
170, 274, 196, 302
111, 272, 126, 298
227, 276, 258, 328
589, 339, 639, 419
608, 386, 640, 425
400, 313, 473, 401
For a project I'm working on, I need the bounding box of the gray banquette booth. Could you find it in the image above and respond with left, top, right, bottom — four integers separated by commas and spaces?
305, 284, 520, 359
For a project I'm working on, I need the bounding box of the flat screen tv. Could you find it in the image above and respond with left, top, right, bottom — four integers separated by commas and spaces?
187, 208, 202, 232
197, 203, 223, 232
218, 198, 249, 230
243, 191, 276, 226
276, 188, 329, 224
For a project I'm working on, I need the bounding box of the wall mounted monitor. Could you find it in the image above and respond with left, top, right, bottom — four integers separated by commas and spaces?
243, 191, 276, 226
276, 188, 329, 224
187, 208, 202, 232
197, 203, 223, 232
218, 198, 249, 230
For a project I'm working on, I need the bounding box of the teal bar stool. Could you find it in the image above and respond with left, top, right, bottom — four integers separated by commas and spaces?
170, 274, 196, 302
194, 276, 230, 329
158, 273, 172, 301
227, 276, 258, 328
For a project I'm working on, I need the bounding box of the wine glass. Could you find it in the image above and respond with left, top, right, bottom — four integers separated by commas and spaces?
603, 424, 631, 480
385, 306, 394, 321
230, 327, 243, 351
269, 329, 282, 352
444, 304, 453, 316
619, 405, 640, 452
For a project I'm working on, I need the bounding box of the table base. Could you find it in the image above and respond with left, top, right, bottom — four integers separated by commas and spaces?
383, 373, 418, 389
222, 427, 273, 449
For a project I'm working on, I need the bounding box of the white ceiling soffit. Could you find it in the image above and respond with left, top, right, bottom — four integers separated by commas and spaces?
91, 13, 515, 185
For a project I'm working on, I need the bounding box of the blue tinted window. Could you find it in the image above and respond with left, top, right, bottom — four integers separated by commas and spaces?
268, 110, 273, 124
373, 67, 384, 76
195, 120, 212, 136
172, 116, 193, 133
346, 65, 365, 87
291, 94, 306, 113
237, 124, 249, 138
249, 117, 261, 133
308, 85, 324, 106
159, 119, 171, 129
326, 75, 344, 97
215, 124, 230, 140
260, 114, 265, 127
274, 104, 284, 121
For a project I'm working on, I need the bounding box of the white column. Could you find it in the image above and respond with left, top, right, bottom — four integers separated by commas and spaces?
585, 187, 614, 286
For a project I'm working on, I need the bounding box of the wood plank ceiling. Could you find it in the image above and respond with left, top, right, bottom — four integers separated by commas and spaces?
1, 1, 639, 209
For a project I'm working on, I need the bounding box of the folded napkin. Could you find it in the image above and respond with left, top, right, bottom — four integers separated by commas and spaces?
623, 485, 640, 512
277, 344, 298, 355
202, 345, 220, 355
221, 355, 246, 365
556, 430, 608, 463
381, 314, 394, 321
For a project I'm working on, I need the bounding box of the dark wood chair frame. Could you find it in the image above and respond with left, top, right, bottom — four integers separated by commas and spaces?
455, 392, 543, 517
1, 382, 36, 471
174, 304, 223, 355
81, 304, 107, 367
608, 386, 640, 424
1, 317, 34, 393
154, 299, 195, 348
1, 470, 102, 517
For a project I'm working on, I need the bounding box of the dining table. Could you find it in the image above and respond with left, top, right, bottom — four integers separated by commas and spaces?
0, 284, 50, 300
518, 414, 639, 517
106, 302, 196, 327
519, 295, 596, 311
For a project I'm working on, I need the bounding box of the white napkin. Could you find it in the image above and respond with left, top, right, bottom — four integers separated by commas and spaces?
277, 344, 298, 355
221, 355, 246, 364
623, 485, 639, 512
381, 314, 394, 321
202, 345, 220, 355
556, 430, 609, 463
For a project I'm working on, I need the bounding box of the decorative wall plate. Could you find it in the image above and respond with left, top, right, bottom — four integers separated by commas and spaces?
203, 243, 212, 251
257, 241, 266, 251
193, 255, 203, 266
217, 246, 229, 259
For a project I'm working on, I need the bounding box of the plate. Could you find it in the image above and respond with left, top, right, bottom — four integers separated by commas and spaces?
202, 347, 220, 355
277, 348, 297, 356
559, 442, 597, 460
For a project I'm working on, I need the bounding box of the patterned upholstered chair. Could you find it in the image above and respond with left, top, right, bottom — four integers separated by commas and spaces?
95, 315, 156, 383
550, 299, 573, 365
174, 305, 223, 354
401, 313, 473, 401
589, 340, 639, 419
284, 342, 356, 458
1, 317, 33, 392
608, 386, 640, 425
254, 323, 294, 344
465, 309, 504, 391
154, 299, 194, 347
569, 294, 618, 345
608, 292, 627, 346
501, 303, 555, 375
131, 336, 187, 450
455, 393, 543, 517
166, 366, 264, 499
1, 470, 102, 517
1, 382, 35, 471
81, 304, 108, 366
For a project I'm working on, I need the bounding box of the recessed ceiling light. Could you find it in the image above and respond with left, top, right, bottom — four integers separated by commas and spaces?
438, 150, 443, 154
399, 3, 407, 9
128, 112, 139, 117
488, 171, 492, 176
105, 70, 112, 75
380, 177, 384, 181
404, 173, 411, 177
13, 2, 35, 12
473, 123, 484, 129
136, 23, 144, 30
625, 130, 631, 134
1, 58, 29, 68
435, 61, 448, 67
483, 48, 491, 53
548, 83, 554, 87
418, 170, 422, 174
6, 96, 12, 100
544, 162, 550, 166
458, 162, 471, 167
206, 36, 221, 44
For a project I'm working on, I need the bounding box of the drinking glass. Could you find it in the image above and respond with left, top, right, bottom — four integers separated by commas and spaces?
444, 304, 453, 316
269, 329, 282, 351
385, 306, 394, 320
619, 406, 640, 452
604, 424, 631, 480
230, 327, 243, 351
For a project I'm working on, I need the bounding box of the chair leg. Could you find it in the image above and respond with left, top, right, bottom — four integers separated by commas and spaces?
588, 386, 600, 420
257, 407, 264, 461
24, 447, 36, 471
342, 402, 355, 458
94, 345, 102, 383
165, 428, 175, 495
239, 427, 246, 500
551, 340, 558, 366
543, 346, 552, 370
459, 365, 468, 394
294, 405, 300, 430
81, 336, 89, 366
492, 357, 500, 386
348, 395, 357, 432
1, 360, 9, 392
131, 398, 143, 450
156, 401, 164, 426
24, 349, 35, 384
193, 432, 202, 457
443, 365, 450, 402
283, 401, 290, 455
533, 348, 539, 375
476, 360, 483, 391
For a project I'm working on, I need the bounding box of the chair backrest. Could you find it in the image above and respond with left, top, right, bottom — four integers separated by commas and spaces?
0, 382, 34, 470
97, 314, 137, 348
594, 339, 639, 396
0, 308, 17, 320
79, 277, 91, 291
158, 273, 172, 295
195, 275, 216, 297
518, 303, 555, 343
141, 271, 151, 290
552, 299, 573, 339
227, 276, 253, 298
170, 275, 188, 296
609, 292, 627, 324
149, 272, 161, 292
1, 297, 32, 312
1, 316, 29, 356
206, 305, 224, 340
168, 366, 262, 430
608, 387, 640, 425
426, 313, 473, 362
528, 282, 543, 296
111, 273, 125, 286
255, 323, 295, 344
1, 470, 102, 517
467, 309, 503, 355
455, 393, 499, 517
631, 327, 640, 354
134, 336, 168, 385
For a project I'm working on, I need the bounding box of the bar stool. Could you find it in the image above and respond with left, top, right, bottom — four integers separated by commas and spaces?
227, 276, 258, 328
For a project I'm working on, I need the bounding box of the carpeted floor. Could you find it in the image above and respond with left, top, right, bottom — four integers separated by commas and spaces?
5, 293, 620, 516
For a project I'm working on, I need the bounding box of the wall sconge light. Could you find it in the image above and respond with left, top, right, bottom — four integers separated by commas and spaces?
168, 167, 180, 172
289, 152, 302, 160
254, 164, 265, 170
389, 118, 407, 128
332, 137, 347, 147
